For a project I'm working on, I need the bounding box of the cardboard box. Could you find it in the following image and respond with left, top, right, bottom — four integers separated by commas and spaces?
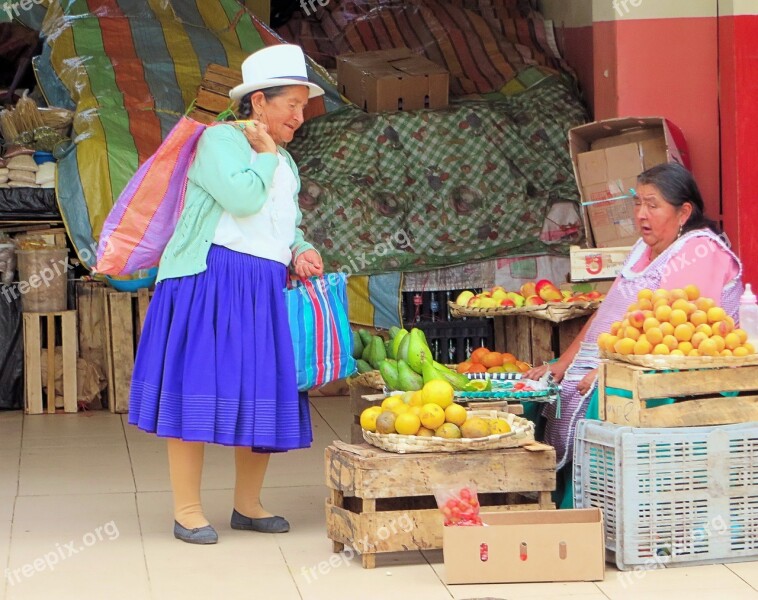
569, 117, 689, 248
570, 245, 633, 281
336, 48, 449, 113
443, 508, 605, 584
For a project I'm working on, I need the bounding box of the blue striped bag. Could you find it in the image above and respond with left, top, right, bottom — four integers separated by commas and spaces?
285, 274, 357, 391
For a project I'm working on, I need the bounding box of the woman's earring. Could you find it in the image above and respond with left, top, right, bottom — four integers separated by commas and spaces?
678, 223, 683, 238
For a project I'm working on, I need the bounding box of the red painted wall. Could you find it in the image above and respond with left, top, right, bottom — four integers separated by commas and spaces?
719, 14, 758, 287
555, 25, 595, 114
593, 18, 721, 223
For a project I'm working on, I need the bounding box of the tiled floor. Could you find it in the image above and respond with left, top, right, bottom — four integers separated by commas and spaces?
1, 398, 758, 599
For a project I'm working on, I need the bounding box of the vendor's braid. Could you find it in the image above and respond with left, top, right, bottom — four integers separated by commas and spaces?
237, 87, 288, 119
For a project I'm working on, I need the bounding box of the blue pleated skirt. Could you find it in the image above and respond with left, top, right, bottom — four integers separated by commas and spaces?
128, 245, 312, 451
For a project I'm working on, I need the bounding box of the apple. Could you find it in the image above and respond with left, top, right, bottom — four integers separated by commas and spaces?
585, 291, 603, 300
538, 285, 563, 302
455, 290, 475, 306
500, 299, 516, 308
535, 279, 556, 295
520, 282, 536, 298
491, 286, 506, 295
525, 295, 546, 306
491, 290, 508, 302
506, 292, 526, 307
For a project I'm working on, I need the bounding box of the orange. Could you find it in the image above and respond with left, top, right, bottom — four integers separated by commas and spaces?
467, 363, 487, 373
684, 284, 700, 301
501, 353, 517, 364
469, 347, 490, 364
456, 361, 472, 374
419, 403, 445, 430
395, 413, 421, 435
515, 361, 531, 373
481, 352, 504, 368
421, 380, 454, 409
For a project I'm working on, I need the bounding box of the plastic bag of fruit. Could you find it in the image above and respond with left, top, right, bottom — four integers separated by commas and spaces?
433, 483, 483, 526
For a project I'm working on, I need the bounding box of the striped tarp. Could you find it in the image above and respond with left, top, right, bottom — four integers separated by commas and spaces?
277, 0, 572, 95
33, 0, 342, 265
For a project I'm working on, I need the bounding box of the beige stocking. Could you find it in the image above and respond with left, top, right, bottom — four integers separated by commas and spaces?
167, 438, 209, 529
234, 448, 273, 518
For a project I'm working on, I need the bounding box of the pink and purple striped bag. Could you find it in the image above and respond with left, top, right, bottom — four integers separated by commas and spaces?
285, 274, 357, 391
95, 117, 209, 275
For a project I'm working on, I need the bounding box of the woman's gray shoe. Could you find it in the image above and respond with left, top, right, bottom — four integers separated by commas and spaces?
230, 509, 290, 533
173, 521, 218, 544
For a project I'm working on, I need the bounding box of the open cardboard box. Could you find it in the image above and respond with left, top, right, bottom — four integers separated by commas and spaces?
444, 508, 605, 584
569, 117, 689, 248
336, 48, 449, 113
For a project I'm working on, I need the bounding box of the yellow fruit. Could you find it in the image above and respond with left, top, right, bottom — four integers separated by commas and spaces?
723, 332, 741, 351
634, 338, 653, 355
695, 324, 713, 337
674, 324, 693, 342
733, 346, 749, 357
651, 289, 671, 304
646, 327, 663, 346
669, 288, 688, 301
390, 403, 410, 415
678, 341, 694, 354
652, 344, 670, 355
614, 337, 636, 355
689, 310, 708, 327
420, 403, 446, 430
408, 391, 426, 406
381, 396, 404, 411
638, 289, 654, 302
670, 309, 688, 327
489, 418, 512, 435
707, 306, 727, 324
735, 329, 748, 344
421, 380, 455, 409
375, 411, 397, 434
695, 297, 716, 312
720, 349, 733, 357
711, 335, 726, 352
603, 335, 619, 353
712, 320, 733, 337
698, 338, 719, 356
435, 423, 462, 439
691, 331, 708, 349
416, 426, 435, 437
655, 305, 673, 323
670, 349, 685, 356
455, 291, 475, 306
671, 299, 695, 315
660, 322, 676, 337
688, 349, 700, 357
445, 403, 468, 427
598, 333, 613, 351
395, 412, 421, 435
360, 406, 383, 432
746, 343, 756, 354
684, 284, 700, 301
460, 417, 491, 439
610, 321, 623, 336
409, 405, 423, 418
643, 317, 660, 332
624, 326, 642, 341
663, 335, 679, 351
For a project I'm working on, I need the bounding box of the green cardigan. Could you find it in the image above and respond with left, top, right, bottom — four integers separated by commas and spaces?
157, 124, 314, 283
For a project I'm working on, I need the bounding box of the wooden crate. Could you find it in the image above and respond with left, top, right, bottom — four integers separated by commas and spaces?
599, 360, 758, 427
22, 311, 78, 414
493, 314, 589, 366
325, 440, 556, 568
76, 282, 108, 399
103, 288, 152, 413
350, 392, 524, 444
186, 64, 241, 123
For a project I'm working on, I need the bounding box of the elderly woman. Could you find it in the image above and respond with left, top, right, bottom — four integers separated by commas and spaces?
526, 162, 744, 506
128, 45, 324, 543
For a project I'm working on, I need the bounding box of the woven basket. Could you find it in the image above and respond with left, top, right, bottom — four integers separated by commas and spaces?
601, 351, 758, 370
39, 107, 74, 137
448, 300, 600, 323
362, 410, 535, 453
350, 370, 385, 390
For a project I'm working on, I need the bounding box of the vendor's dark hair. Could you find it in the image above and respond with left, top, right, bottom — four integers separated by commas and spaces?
637, 162, 720, 234
237, 87, 288, 118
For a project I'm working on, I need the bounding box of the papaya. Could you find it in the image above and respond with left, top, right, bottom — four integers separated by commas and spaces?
379, 359, 400, 390
369, 336, 386, 370
358, 329, 373, 348
352, 330, 364, 360
397, 359, 423, 391
356, 359, 373, 374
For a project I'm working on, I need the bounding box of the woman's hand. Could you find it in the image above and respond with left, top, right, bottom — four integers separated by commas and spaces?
577, 368, 598, 396
293, 249, 323, 278
523, 361, 568, 384
242, 120, 277, 155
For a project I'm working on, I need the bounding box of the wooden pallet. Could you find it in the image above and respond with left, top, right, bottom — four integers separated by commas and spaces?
76, 282, 109, 406
103, 288, 152, 413
599, 360, 758, 427
325, 440, 555, 568
22, 311, 78, 414
493, 314, 589, 367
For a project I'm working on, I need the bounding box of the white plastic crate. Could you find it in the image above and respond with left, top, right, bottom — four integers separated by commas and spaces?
573, 419, 758, 570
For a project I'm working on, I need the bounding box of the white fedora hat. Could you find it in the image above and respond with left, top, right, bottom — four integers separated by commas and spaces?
229, 44, 325, 101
